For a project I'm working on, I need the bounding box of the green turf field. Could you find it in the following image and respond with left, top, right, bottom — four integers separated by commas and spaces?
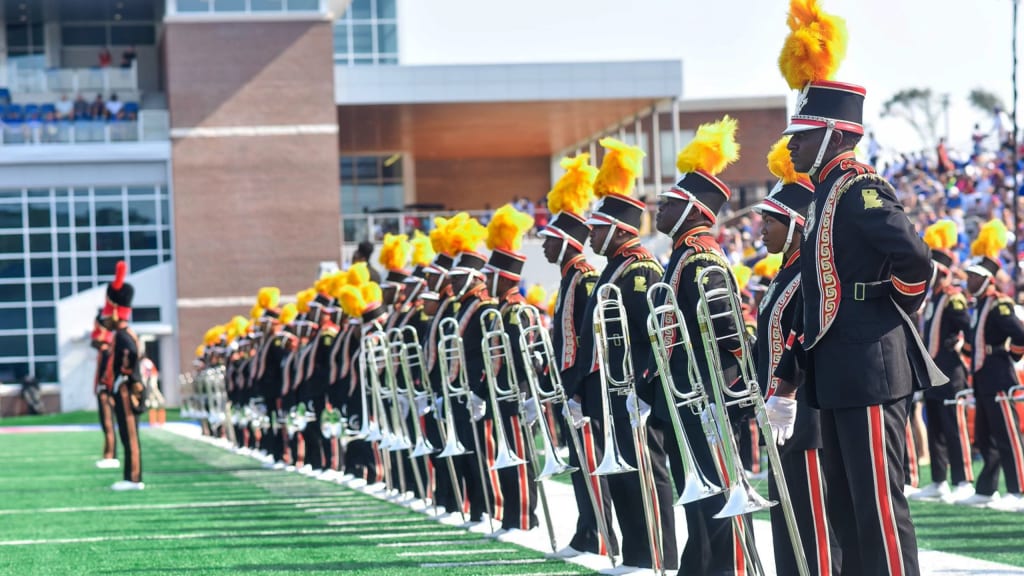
0, 409, 181, 427
0, 427, 591, 576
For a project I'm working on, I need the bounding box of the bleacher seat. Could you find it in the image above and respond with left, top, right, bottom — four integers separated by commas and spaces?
0, 89, 10, 106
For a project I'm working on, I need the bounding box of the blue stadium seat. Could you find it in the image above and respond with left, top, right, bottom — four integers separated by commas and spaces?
40, 103, 56, 116
23, 104, 40, 120
0, 88, 9, 106
4, 104, 23, 121
123, 102, 139, 114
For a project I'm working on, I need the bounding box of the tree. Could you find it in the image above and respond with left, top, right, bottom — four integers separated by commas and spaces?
968, 88, 1006, 114
881, 88, 943, 147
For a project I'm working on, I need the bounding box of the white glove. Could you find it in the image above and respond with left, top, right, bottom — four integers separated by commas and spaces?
764, 396, 798, 446
397, 395, 410, 418
434, 395, 444, 416
626, 391, 651, 429
470, 392, 487, 422
563, 398, 585, 429
523, 397, 539, 426
415, 395, 431, 416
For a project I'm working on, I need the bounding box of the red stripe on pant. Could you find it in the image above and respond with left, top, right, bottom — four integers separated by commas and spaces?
868, 405, 905, 576
484, 419, 504, 522
805, 449, 833, 576
904, 422, 918, 488
997, 392, 1024, 485
955, 402, 974, 482
511, 415, 530, 530
582, 421, 607, 556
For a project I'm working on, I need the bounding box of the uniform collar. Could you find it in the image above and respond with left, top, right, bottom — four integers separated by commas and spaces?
813, 151, 857, 184
783, 249, 800, 269
561, 254, 586, 276
611, 237, 641, 259
459, 283, 487, 303
673, 225, 711, 250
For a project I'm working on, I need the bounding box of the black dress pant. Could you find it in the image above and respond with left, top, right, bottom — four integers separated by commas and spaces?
495, 412, 538, 530
567, 418, 619, 556
820, 402, 919, 576
97, 390, 117, 460
975, 392, 1024, 496
425, 411, 458, 513
769, 448, 841, 576
924, 397, 974, 486
113, 383, 142, 483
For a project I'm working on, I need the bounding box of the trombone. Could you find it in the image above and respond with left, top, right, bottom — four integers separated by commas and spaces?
518, 305, 616, 567
695, 265, 809, 576
383, 327, 428, 502
395, 324, 467, 520
646, 282, 725, 505
479, 308, 528, 471
438, 316, 495, 531
360, 332, 395, 493
592, 284, 665, 575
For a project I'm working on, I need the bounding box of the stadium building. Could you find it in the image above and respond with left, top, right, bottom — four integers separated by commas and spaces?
0, 0, 786, 413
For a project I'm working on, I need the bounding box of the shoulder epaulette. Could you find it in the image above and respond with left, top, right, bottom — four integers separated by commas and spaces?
624, 259, 664, 275
482, 298, 499, 306
683, 233, 721, 254
621, 244, 653, 261
320, 325, 339, 337
686, 251, 728, 266
947, 290, 967, 311
571, 259, 597, 274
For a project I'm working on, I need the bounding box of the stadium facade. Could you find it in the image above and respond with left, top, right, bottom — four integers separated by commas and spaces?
0, 0, 786, 413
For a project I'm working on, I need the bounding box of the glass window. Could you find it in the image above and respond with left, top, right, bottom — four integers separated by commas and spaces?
0, 190, 20, 200
0, 235, 23, 254
72, 188, 89, 198
127, 186, 155, 196
0, 307, 27, 328
378, 56, 398, 65
75, 202, 91, 227
0, 204, 23, 229
77, 256, 93, 276
214, 0, 246, 11
34, 360, 58, 383
58, 257, 71, 277
62, 26, 107, 46
252, 0, 284, 9
132, 307, 161, 322
27, 189, 49, 199
116, 1, 156, 20
33, 333, 56, 356
287, 0, 319, 9
76, 233, 92, 252
96, 232, 124, 252
29, 233, 51, 253
377, 23, 397, 53
129, 230, 158, 251
77, 280, 93, 292
162, 230, 172, 251
340, 157, 355, 180
54, 189, 69, 198
354, 157, 378, 179
350, 0, 372, 19
59, 282, 72, 298
333, 24, 350, 54
27, 203, 51, 228
132, 254, 158, 271
31, 283, 54, 302
163, 252, 171, 263
175, 0, 210, 11
97, 257, 121, 276
110, 25, 155, 46
0, 335, 29, 356
94, 201, 123, 226
352, 23, 373, 53
55, 201, 70, 227
377, 0, 396, 18
0, 362, 30, 381
94, 187, 121, 197
0, 284, 26, 305
382, 155, 402, 179
0, 260, 26, 279
57, 233, 70, 252
32, 307, 55, 329
30, 259, 53, 278
159, 199, 170, 225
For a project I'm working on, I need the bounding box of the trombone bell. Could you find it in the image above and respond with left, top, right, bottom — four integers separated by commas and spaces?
714, 482, 776, 519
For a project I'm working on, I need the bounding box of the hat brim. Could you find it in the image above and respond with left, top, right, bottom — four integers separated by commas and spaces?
782, 122, 822, 135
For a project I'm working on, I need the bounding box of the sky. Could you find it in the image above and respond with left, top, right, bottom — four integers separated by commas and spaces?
397, 0, 1017, 155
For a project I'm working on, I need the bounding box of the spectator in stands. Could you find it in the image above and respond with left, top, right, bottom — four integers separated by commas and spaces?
106, 93, 124, 119
868, 131, 881, 167
121, 46, 137, 69
352, 241, 382, 283
89, 94, 106, 120
99, 48, 112, 68
55, 95, 73, 120
73, 94, 89, 120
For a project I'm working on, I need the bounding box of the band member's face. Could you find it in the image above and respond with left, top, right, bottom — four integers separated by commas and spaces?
589, 225, 611, 254
423, 299, 439, 315
787, 128, 827, 173
761, 213, 790, 254
655, 196, 687, 235
966, 271, 987, 295
382, 285, 398, 306
542, 236, 561, 264
450, 273, 469, 295
484, 270, 497, 288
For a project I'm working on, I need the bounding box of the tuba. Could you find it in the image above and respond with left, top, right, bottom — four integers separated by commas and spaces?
645, 282, 724, 505
479, 308, 528, 471
695, 265, 809, 576
592, 284, 665, 574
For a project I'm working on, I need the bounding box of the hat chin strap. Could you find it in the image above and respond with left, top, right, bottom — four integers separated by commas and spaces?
489, 274, 500, 298
669, 202, 694, 240
808, 120, 836, 178
557, 238, 569, 265
971, 275, 991, 297
781, 218, 797, 255
597, 225, 616, 256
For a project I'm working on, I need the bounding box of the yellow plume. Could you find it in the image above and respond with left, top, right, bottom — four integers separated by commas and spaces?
971, 219, 1009, 260
204, 325, 225, 347
546, 292, 558, 317
778, 0, 849, 90
361, 282, 383, 306
338, 285, 366, 318
379, 233, 411, 272
347, 262, 370, 287
279, 303, 298, 326
923, 220, 959, 251
766, 137, 809, 185
327, 270, 348, 299
486, 204, 534, 252
593, 137, 645, 198
227, 315, 249, 341
732, 264, 753, 291
257, 287, 280, 310
753, 254, 783, 279
195, 345, 205, 358
526, 284, 547, 308
296, 288, 316, 314
250, 304, 264, 321
446, 213, 487, 254
676, 116, 740, 177
431, 216, 450, 255
411, 230, 436, 267
548, 154, 598, 215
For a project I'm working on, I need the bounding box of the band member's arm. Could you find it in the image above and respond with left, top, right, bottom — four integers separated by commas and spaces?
773, 293, 805, 399
947, 292, 971, 335
114, 330, 139, 380
621, 261, 662, 403
848, 180, 932, 312
994, 298, 1024, 361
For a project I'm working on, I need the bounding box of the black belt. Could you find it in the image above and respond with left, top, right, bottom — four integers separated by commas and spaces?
842, 281, 891, 301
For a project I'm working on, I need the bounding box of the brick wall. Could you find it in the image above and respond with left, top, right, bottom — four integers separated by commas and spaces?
414, 156, 551, 210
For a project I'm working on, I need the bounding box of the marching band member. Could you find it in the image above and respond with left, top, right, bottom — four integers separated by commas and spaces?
484, 204, 539, 535
912, 221, 974, 503
256, 301, 296, 468
92, 311, 119, 469
284, 292, 316, 470
539, 154, 617, 560
644, 116, 749, 574
960, 220, 1024, 511
101, 261, 145, 491
579, 137, 677, 573
755, 137, 839, 576
252, 287, 283, 460
301, 277, 342, 474
771, 1, 940, 572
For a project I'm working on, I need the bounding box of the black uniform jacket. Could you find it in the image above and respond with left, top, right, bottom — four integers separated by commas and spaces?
492, 291, 531, 419
920, 286, 970, 399
577, 238, 664, 419
966, 288, 1024, 397
112, 328, 141, 385
553, 255, 599, 399
456, 285, 499, 417
795, 151, 939, 409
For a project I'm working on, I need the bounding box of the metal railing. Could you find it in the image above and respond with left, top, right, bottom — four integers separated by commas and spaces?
6, 62, 138, 96
0, 110, 169, 146
168, 0, 326, 14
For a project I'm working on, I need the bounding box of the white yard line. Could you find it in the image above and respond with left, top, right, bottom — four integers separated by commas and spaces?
0, 497, 349, 515
420, 559, 549, 568
358, 531, 457, 540
376, 540, 490, 548
0, 527, 375, 547
398, 548, 512, 557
